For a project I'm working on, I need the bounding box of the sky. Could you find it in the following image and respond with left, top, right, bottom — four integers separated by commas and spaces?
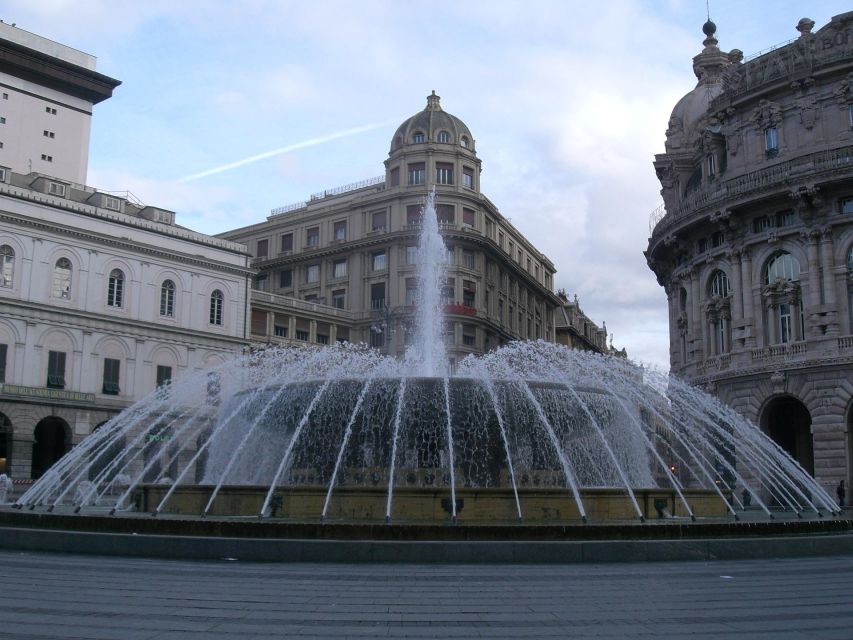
4, 0, 851, 369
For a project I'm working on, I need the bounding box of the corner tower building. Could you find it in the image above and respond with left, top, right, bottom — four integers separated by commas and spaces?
221, 92, 566, 368
647, 14, 853, 494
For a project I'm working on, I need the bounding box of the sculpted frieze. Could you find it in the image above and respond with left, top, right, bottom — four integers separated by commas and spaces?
751, 99, 783, 128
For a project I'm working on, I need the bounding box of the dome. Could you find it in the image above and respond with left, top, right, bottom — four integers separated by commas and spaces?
664, 21, 729, 151
390, 91, 474, 153
665, 82, 723, 150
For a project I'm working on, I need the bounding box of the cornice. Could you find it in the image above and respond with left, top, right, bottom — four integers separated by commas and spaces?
0, 297, 248, 349
0, 208, 254, 278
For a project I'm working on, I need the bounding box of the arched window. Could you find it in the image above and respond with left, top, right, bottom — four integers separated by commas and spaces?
710, 270, 730, 297
437, 131, 450, 143
52, 258, 72, 299
107, 269, 124, 307
764, 252, 803, 345
0, 245, 14, 287
765, 251, 800, 283
160, 280, 175, 317
411, 131, 425, 144
460, 136, 469, 149
209, 290, 224, 326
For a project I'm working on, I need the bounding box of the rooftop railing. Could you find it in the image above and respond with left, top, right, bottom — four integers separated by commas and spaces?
270, 175, 386, 217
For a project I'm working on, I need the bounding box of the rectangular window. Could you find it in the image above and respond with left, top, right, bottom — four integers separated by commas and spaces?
406, 205, 423, 225
775, 210, 795, 227
156, 365, 172, 387
104, 196, 121, 211
333, 259, 347, 278
462, 208, 475, 227
842, 198, 853, 215
0, 343, 6, 383
47, 351, 66, 389
711, 231, 725, 247
706, 154, 716, 178
849, 105, 853, 128
279, 269, 292, 288
304, 294, 318, 303
281, 233, 293, 252
753, 216, 772, 233
332, 289, 346, 309
316, 333, 329, 345
48, 182, 65, 196
436, 204, 454, 225
371, 211, 387, 232
306, 227, 319, 247
408, 162, 425, 185
445, 246, 455, 265
251, 309, 267, 334
41, 154, 53, 162
463, 280, 476, 307
698, 238, 708, 252
371, 282, 386, 309
102, 358, 120, 395
441, 278, 455, 304
462, 167, 474, 189
45, 106, 57, 115
405, 278, 418, 306
436, 162, 454, 185
765, 127, 779, 157
462, 325, 476, 347
463, 250, 475, 270
1, 93, 6, 99
256, 239, 269, 258
43, 130, 55, 139
0, 117, 5, 124
296, 329, 309, 341
406, 245, 418, 265
334, 220, 347, 241
369, 330, 385, 348
254, 274, 268, 291
274, 324, 288, 338
372, 251, 387, 271
306, 264, 320, 283
779, 303, 792, 344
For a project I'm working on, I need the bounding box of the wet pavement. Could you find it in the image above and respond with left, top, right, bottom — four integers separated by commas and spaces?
1, 550, 852, 639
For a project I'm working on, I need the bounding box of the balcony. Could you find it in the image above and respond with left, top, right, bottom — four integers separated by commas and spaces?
650, 145, 853, 238
250, 290, 355, 321
750, 341, 807, 362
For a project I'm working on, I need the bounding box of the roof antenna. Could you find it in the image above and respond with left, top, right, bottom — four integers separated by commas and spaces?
706, 0, 711, 21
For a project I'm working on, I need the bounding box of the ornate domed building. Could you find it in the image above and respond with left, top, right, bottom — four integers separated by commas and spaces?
222, 92, 597, 367
647, 13, 853, 493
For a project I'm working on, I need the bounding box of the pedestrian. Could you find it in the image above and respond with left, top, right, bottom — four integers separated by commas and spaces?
837, 480, 846, 508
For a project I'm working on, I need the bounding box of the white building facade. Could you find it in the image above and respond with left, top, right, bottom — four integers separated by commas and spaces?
0, 24, 251, 482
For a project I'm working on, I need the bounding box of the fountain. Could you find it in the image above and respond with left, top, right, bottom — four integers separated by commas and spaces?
13, 191, 838, 524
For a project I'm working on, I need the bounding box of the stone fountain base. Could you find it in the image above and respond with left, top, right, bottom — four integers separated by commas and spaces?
135, 484, 729, 522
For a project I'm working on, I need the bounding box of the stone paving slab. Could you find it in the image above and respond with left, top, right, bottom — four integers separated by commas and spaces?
2, 551, 853, 638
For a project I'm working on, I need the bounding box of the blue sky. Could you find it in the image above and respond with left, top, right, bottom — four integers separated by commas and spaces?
5, 0, 850, 368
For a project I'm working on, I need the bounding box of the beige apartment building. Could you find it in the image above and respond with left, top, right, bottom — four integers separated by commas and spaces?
646, 13, 853, 493
222, 92, 568, 368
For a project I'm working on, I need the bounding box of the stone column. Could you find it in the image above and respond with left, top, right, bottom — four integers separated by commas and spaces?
730, 250, 743, 322
804, 230, 821, 307
740, 249, 755, 347
820, 228, 836, 305
690, 269, 702, 359
309, 319, 317, 343
288, 316, 296, 340
767, 304, 776, 344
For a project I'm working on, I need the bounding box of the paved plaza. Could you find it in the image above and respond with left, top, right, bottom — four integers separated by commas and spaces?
1, 551, 852, 638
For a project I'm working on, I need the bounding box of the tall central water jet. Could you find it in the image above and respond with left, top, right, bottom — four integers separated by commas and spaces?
408, 187, 448, 377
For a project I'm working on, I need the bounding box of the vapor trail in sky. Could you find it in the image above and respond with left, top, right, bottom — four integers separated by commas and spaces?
178, 120, 395, 182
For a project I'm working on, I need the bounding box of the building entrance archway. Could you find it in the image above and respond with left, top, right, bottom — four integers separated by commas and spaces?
0, 412, 11, 475
761, 396, 813, 476
31, 417, 70, 480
